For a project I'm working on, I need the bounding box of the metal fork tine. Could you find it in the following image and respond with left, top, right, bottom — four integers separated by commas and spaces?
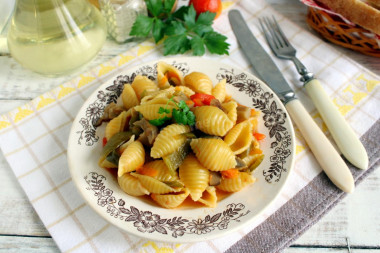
271, 16, 292, 48
260, 16, 297, 60
266, 17, 286, 48
262, 18, 279, 50
259, 18, 277, 51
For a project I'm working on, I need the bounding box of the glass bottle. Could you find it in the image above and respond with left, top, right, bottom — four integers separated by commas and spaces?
7, 0, 107, 76
99, 0, 147, 43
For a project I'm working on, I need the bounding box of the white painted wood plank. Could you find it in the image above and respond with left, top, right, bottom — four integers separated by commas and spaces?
285, 248, 380, 253
0, 236, 59, 253
294, 167, 380, 247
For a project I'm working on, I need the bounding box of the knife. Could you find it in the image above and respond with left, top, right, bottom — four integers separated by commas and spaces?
228, 9, 355, 193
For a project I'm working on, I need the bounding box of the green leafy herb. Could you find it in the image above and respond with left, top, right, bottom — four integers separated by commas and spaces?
130, 1, 229, 56
148, 97, 195, 126
172, 100, 195, 125
158, 107, 171, 114
148, 97, 173, 126
149, 116, 171, 126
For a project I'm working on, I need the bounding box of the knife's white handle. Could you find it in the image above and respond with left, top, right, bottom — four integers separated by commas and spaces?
285, 99, 355, 193
305, 79, 368, 170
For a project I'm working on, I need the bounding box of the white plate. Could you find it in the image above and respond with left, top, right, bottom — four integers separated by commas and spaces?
67, 57, 295, 243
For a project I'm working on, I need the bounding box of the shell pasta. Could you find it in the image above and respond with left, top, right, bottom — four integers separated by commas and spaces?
98, 61, 264, 209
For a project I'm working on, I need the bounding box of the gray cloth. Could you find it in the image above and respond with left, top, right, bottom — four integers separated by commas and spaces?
226, 120, 379, 253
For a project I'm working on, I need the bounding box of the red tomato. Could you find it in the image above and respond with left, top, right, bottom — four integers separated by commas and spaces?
189, 0, 223, 19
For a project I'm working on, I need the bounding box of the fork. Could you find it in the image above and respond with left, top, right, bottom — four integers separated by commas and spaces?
260, 17, 368, 170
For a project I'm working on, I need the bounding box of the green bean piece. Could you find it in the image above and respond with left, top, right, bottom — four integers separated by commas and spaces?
163, 180, 184, 188
98, 131, 133, 166
163, 139, 191, 176
105, 150, 120, 167
248, 154, 265, 173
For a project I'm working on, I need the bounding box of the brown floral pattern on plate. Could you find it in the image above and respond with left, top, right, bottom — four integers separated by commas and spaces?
85, 172, 250, 238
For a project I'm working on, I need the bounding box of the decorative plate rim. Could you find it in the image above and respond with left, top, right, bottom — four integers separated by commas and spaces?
67, 56, 296, 243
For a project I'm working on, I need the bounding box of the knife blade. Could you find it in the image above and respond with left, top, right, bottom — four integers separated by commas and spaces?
228, 9, 355, 193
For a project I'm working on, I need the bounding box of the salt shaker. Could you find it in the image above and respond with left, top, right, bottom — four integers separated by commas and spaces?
99, 0, 148, 43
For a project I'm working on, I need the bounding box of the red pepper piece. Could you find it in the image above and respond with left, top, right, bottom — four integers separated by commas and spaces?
190, 93, 216, 106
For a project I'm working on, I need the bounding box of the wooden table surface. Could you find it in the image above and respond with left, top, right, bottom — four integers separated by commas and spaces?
0, 0, 379, 252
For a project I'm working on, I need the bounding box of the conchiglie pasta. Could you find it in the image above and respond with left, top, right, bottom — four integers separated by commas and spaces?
190, 138, 236, 171
179, 154, 210, 201
212, 79, 227, 102
197, 186, 217, 208
142, 97, 176, 106
140, 86, 194, 104
121, 84, 139, 109
118, 135, 136, 154
156, 61, 184, 88
184, 72, 212, 94
222, 101, 238, 125
249, 117, 258, 133
118, 173, 149, 196
118, 140, 145, 177
151, 124, 190, 158
131, 173, 181, 194
224, 120, 252, 154
238, 139, 263, 167
131, 75, 158, 99
135, 103, 176, 120
194, 106, 234, 136
140, 90, 171, 104
143, 160, 179, 182
216, 172, 256, 192
172, 86, 195, 97
151, 188, 189, 209
105, 110, 128, 140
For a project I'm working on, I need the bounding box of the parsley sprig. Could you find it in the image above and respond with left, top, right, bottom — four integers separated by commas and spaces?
173, 100, 195, 125
149, 98, 195, 126
130, 0, 230, 56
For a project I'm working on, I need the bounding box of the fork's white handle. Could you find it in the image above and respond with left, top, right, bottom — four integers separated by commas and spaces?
285, 99, 355, 193
304, 78, 368, 170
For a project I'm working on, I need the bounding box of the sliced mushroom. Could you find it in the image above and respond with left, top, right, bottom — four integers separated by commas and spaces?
236, 105, 251, 122
235, 157, 247, 169
209, 98, 226, 112
173, 93, 189, 103
209, 171, 222, 186
134, 118, 158, 146
94, 102, 125, 127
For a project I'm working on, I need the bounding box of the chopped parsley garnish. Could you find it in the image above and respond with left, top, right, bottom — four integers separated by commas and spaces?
149, 97, 195, 126
129, 0, 229, 56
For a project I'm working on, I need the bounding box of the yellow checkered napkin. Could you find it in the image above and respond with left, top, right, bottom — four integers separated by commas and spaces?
0, 0, 379, 252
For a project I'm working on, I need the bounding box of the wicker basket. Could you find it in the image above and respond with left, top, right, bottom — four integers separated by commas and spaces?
306, 7, 380, 57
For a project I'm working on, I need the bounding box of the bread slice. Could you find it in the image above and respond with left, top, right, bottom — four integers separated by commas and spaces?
365, 0, 380, 8
317, 0, 380, 34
